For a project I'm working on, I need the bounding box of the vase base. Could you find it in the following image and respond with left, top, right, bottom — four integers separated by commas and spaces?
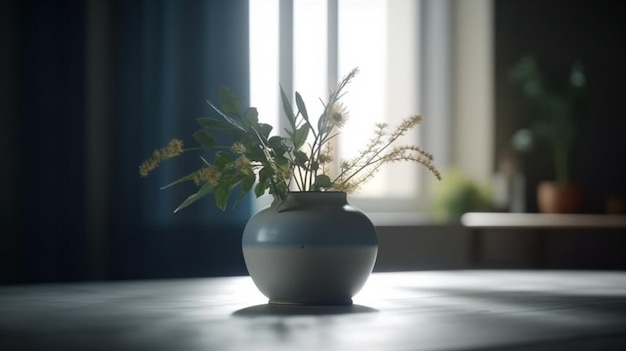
269, 298, 353, 306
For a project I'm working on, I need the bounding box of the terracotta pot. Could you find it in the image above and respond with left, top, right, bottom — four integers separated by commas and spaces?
537, 181, 583, 213
242, 191, 378, 305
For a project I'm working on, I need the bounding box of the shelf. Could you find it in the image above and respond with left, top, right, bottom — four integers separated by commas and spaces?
461, 212, 626, 229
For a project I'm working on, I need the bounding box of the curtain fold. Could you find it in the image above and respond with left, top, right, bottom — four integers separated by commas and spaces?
12, 0, 88, 283
110, 0, 252, 279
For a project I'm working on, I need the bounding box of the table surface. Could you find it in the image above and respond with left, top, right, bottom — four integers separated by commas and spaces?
2, 271, 626, 351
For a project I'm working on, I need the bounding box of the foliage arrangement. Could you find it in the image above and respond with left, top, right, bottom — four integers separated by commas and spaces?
509, 56, 586, 185
140, 68, 441, 212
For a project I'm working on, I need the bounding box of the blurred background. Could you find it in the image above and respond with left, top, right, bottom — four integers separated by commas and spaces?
1, 0, 625, 284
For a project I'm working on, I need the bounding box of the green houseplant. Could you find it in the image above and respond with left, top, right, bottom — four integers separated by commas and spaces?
140, 68, 441, 304
140, 68, 441, 211
509, 56, 586, 213
432, 169, 494, 220
139, 68, 440, 212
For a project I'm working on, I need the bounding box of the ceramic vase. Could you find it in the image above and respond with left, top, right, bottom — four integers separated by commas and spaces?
537, 181, 583, 213
242, 191, 378, 305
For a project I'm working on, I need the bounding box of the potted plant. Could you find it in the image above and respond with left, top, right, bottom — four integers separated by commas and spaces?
432, 168, 494, 220
140, 68, 441, 304
509, 56, 586, 213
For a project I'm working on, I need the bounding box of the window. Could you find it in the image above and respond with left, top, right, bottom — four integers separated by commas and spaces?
250, 0, 452, 221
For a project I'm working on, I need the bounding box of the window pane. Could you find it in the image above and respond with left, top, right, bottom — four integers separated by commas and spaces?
249, 0, 425, 214
294, 0, 328, 126
338, 0, 421, 208
249, 0, 280, 130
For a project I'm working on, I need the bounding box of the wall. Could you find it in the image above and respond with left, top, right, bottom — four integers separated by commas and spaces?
375, 0, 626, 273
451, 0, 494, 182
494, 0, 626, 213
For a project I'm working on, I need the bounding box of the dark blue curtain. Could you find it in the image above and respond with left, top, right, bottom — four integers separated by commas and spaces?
1, 0, 88, 283
1, 0, 251, 283
111, 0, 251, 280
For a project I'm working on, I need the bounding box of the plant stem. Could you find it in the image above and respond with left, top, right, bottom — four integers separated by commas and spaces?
333, 125, 403, 186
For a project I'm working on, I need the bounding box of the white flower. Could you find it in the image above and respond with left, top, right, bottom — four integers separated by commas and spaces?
326, 103, 349, 129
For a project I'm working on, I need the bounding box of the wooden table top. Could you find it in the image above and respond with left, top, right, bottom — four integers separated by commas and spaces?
1, 271, 626, 350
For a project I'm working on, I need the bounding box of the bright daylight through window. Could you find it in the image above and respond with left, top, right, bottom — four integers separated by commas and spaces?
249, 0, 429, 217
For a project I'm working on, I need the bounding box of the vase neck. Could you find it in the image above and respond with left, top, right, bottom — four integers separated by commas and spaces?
274, 192, 348, 211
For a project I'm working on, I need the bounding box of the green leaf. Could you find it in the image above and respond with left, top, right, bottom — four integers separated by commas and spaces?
274, 155, 289, 166
294, 150, 308, 167
293, 123, 310, 150
295, 91, 310, 122
310, 161, 319, 171
215, 151, 232, 169
280, 85, 297, 130
244, 144, 266, 162
254, 180, 268, 198
207, 100, 245, 131
268, 135, 284, 149
160, 169, 202, 190
272, 181, 289, 204
268, 136, 287, 156
219, 87, 242, 115
258, 123, 273, 139
313, 174, 333, 191
228, 128, 244, 142
241, 173, 256, 192
258, 166, 274, 184
193, 130, 216, 148
283, 127, 294, 139
214, 183, 232, 210
173, 183, 214, 213
196, 117, 232, 130
245, 107, 259, 126
317, 109, 327, 133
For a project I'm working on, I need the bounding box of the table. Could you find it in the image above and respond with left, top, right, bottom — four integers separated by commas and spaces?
2, 271, 626, 350
461, 212, 626, 267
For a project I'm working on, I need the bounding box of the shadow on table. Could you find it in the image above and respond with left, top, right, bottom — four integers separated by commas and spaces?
233, 303, 378, 317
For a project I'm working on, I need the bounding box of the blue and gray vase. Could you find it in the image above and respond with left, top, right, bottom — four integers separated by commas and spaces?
242, 191, 378, 305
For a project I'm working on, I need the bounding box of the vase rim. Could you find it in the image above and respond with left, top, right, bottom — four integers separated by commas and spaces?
272, 191, 349, 210
287, 191, 347, 194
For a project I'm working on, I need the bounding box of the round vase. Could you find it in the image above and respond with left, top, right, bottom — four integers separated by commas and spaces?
242, 191, 378, 305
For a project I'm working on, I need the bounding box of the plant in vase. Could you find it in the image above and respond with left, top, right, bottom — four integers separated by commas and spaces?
140, 68, 441, 304
509, 56, 586, 213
